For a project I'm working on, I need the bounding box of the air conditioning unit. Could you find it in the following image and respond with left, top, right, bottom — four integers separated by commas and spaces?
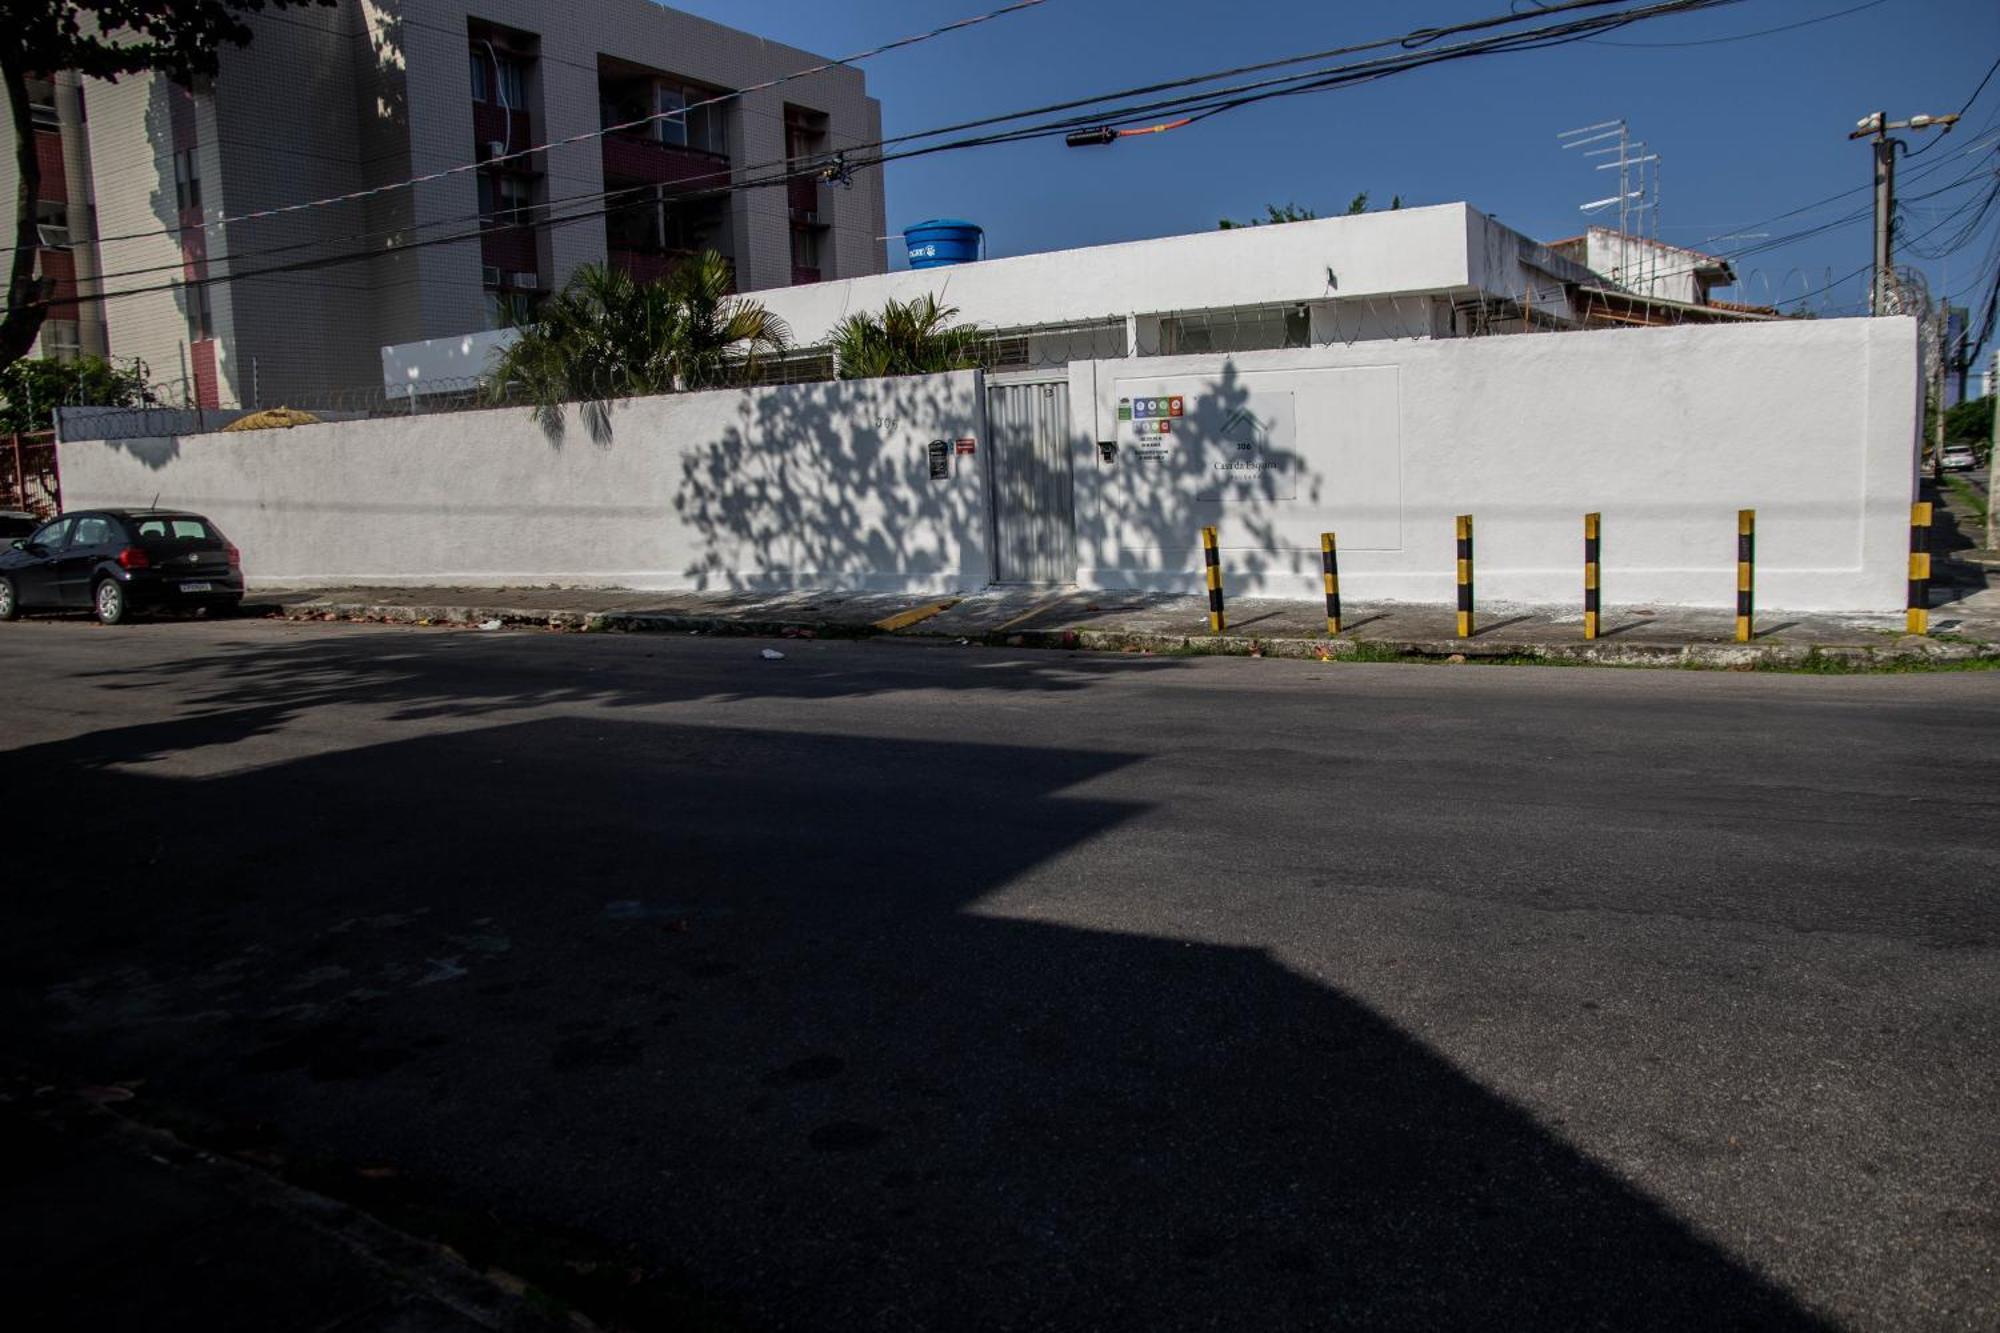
486, 140, 506, 160
482, 265, 503, 287
511, 271, 539, 289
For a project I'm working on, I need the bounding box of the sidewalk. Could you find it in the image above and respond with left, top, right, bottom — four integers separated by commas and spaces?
246, 578, 2000, 669
0, 1082, 578, 1332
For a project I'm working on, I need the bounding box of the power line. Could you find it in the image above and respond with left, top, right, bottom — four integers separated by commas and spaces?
52, 0, 1744, 299
79, 0, 1059, 248
1581, 0, 1893, 47
77, 0, 1722, 253
1907, 55, 2000, 158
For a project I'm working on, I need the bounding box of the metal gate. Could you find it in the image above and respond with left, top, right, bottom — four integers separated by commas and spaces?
985, 376, 1075, 584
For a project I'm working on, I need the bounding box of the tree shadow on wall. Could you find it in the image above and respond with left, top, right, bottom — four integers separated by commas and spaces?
1071, 360, 1320, 595
2, 709, 1830, 1332
666, 362, 1320, 594
673, 373, 985, 589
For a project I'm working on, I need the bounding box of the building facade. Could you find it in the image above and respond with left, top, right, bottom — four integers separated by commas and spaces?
385, 202, 1628, 391
2, 0, 887, 407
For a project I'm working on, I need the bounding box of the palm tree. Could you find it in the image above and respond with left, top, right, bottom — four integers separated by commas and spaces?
488, 252, 789, 438
828, 294, 983, 380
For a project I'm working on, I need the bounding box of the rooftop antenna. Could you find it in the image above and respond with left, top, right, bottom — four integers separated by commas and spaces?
1561, 119, 1664, 293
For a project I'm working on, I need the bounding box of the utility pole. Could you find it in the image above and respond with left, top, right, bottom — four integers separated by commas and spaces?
1988, 348, 1999, 553
1849, 110, 1959, 314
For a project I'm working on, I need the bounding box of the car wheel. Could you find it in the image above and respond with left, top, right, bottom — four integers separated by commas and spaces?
94, 578, 128, 626
0, 575, 17, 621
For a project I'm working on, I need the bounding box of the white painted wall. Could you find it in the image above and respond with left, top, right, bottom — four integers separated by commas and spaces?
66, 322, 1922, 614
1066, 317, 1920, 613
58, 372, 990, 594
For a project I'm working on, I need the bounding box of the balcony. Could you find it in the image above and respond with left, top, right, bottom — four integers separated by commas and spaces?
36, 246, 78, 319
34, 129, 66, 202
472, 102, 533, 159
791, 266, 821, 286
609, 247, 679, 286
601, 132, 727, 190
787, 175, 818, 222
479, 225, 538, 275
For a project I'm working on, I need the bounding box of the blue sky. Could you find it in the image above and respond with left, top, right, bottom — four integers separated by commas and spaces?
668, 0, 1999, 318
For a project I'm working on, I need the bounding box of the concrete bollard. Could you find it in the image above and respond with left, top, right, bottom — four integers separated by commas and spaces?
1907, 501, 1932, 635
1321, 532, 1342, 635
1583, 512, 1602, 641
1202, 525, 1225, 634
1455, 515, 1474, 638
1735, 509, 1756, 643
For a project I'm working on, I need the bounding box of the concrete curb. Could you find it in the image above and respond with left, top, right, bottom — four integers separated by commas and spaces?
976, 626, 2000, 669
256, 600, 2000, 670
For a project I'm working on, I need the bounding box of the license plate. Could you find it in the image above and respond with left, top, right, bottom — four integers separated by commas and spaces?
180, 581, 213, 593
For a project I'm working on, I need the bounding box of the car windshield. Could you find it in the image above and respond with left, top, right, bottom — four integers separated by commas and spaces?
133, 515, 218, 542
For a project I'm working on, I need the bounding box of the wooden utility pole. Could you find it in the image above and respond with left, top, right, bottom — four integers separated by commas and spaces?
1989, 352, 1999, 552
1850, 110, 1960, 314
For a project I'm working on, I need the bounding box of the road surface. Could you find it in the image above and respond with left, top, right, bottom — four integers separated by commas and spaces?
2, 619, 1996, 1330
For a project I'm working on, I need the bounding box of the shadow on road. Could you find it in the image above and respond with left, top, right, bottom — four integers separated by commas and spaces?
2, 638, 1826, 1330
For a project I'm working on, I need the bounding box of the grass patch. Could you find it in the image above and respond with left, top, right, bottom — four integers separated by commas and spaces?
1944, 473, 1989, 521
1752, 650, 2000, 675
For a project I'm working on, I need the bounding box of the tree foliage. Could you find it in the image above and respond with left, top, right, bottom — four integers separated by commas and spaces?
487, 254, 790, 439
3, 1, 334, 369
828, 295, 983, 379
0, 354, 156, 434
1944, 394, 1992, 446
1219, 196, 1401, 230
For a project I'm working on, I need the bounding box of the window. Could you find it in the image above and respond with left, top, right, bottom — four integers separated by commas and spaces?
496, 56, 526, 107
36, 200, 69, 248
41, 320, 80, 361
484, 289, 538, 329
29, 518, 73, 551
477, 173, 532, 226
70, 516, 115, 547
654, 85, 687, 147
654, 81, 725, 155
785, 108, 826, 165
173, 149, 202, 212
790, 227, 822, 271
27, 77, 59, 130
185, 281, 213, 341
471, 48, 526, 106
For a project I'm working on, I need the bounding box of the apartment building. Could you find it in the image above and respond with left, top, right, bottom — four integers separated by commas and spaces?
2, 0, 887, 407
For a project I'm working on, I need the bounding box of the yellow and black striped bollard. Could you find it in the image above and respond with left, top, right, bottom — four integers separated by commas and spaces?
1735, 509, 1755, 643
1583, 512, 1601, 641
1202, 525, 1225, 634
1321, 531, 1341, 634
1455, 515, 1474, 638
1907, 501, 1933, 635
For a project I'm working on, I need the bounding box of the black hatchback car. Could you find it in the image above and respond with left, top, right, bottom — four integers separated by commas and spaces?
0, 509, 244, 624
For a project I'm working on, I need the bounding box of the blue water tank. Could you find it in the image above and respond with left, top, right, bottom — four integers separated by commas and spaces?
904, 219, 983, 269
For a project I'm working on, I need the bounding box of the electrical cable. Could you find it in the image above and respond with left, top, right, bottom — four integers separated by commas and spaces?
77, 0, 1059, 247
50, 0, 1745, 299
1581, 0, 1893, 47
1907, 54, 2000, 158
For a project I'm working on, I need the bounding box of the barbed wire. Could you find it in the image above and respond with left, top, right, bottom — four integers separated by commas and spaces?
49, 271, 1952, 442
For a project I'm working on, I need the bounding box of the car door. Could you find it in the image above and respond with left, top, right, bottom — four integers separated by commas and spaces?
57, 514, 119, 608
9, 517, 72, 608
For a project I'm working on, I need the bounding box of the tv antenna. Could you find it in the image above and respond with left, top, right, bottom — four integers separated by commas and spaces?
1559, 119, 1664, 293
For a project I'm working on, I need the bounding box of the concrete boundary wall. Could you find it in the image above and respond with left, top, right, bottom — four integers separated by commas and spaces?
57, 372, 990, 594
1066, 317, 1919, 613
59, 322, 1921, 613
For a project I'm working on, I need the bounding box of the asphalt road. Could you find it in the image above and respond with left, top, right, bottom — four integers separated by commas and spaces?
2, 619, 1997, 1330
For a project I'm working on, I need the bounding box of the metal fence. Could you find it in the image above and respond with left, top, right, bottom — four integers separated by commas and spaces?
2, 432, 60, 517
